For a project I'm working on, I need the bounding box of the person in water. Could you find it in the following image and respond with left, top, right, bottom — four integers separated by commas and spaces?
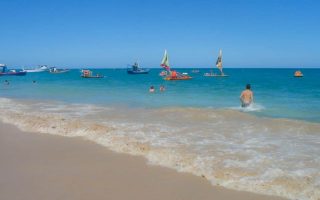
240, 84, 253, 107
160, 85, 165, 92
171, 70, 177, 78
4, 80, 9, 85
149, 86, 155, 93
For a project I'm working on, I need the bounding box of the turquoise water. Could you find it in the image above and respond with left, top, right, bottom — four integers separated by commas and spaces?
1, 68, 319, 122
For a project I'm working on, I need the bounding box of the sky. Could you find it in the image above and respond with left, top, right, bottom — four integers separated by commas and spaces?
0, 0, 319, 68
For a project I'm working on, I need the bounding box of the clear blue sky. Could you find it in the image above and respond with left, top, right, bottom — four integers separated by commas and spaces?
0, 0, 319, 68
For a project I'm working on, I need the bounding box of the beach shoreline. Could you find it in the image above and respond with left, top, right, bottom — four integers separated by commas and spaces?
0, 121, 286, 200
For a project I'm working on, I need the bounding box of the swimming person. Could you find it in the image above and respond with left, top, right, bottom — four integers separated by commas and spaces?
149, 86, 155, 93
240, 84, 253, 107
160, 85, 165, 92
171, 70, 177, 78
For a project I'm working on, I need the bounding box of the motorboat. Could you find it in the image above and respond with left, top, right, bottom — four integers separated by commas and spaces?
0, 64, 27, 76
127, 62, 149, 74
23, 65, 48, 73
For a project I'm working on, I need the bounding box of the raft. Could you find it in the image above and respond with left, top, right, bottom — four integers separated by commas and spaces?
164, 76, 192, 80
204, 73, 229, 77
81, 75, 104, 78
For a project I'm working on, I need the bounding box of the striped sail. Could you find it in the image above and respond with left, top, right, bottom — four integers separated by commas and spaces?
216, 49, 223, 74
160, 50, 170, 71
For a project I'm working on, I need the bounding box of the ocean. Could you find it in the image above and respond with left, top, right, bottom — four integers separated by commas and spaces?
0, 68, 319, 200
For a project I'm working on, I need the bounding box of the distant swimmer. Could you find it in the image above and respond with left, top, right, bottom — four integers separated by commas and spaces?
240, 84, 253, 107
160, 85, 165, 92
4, 80, 9, 85
149, 85, 155, 93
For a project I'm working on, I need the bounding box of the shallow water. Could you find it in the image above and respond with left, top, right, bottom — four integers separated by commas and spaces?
1, 68, 319, 121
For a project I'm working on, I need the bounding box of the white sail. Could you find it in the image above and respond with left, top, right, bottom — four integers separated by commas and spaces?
160, 50, 170, 71
216, 49, 223, 74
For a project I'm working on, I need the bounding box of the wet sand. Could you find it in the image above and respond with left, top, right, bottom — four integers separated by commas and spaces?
0, 122, 286, 200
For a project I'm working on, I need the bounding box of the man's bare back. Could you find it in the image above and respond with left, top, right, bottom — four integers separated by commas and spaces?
240, 84, 253, 107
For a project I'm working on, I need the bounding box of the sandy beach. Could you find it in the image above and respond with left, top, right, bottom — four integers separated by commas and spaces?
0, 122, 286, 200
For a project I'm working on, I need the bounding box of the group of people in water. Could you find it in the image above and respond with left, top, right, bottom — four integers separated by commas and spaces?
149, 83, 254, 108
3, 80, 37, 85
149, 85, 165, 93
3, 79, 253, 108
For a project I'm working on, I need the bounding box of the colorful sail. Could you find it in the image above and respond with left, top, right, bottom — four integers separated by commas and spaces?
216, 49, 223, 74
160, 50, 170, 71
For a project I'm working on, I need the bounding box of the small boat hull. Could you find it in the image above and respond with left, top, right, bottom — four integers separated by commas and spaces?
0, 71, 27, 76
204, 73, 228, 77
127, 69, 149, 74
164, 76, 192, 81
81, 75, 104, 78
49, 70, 69, 74
24, 69, 46, 73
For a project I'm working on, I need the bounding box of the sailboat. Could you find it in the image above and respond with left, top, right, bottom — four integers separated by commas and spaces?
161, 50, 192, 80
204, 49, 228, 77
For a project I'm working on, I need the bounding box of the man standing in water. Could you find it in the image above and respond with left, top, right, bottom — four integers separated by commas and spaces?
240, 84, 253, 107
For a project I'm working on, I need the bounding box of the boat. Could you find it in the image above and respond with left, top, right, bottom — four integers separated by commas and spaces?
160, 50, 192, 81
81, 69, 104, 78
23, 65, 48, 73
163, 75, 192, 81
127, 62, 149, 74
49, 67, 69, 74
294, 70, 303, 77
204, 49, 228, 77
0, 64, 27, 76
